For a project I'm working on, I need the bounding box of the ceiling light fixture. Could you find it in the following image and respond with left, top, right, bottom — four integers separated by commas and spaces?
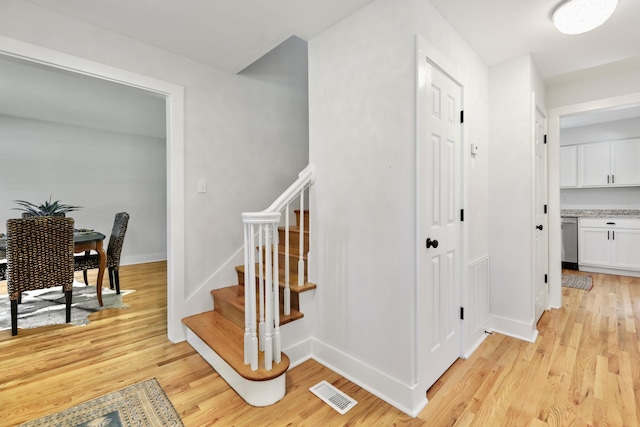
552, 0, 618, 35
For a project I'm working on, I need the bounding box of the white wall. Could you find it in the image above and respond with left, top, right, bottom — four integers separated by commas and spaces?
0, 115, 166, 264
560, 117, 640, 145
547, 65, 640, 109
0, 0, 309, 319
488, 54, 543, 342
561, 187, 640, 209
308, 0, 489, 416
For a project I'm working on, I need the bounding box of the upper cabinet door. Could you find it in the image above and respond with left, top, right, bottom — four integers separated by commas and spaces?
579, 142, 611, 187
611, 139, 640, 186
560, 145, 578, 188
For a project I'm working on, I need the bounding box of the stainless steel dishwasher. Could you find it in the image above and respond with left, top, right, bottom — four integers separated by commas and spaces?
561, 217, 578, 270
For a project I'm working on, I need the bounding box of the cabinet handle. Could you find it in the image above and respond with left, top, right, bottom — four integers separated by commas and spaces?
608, 230, 610, 240
613, 230, 615, 240
606, 222, 616, 225
607, 175, 610, 184
612, 174, 615, 184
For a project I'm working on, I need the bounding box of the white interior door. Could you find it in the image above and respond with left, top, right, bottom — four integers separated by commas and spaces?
419, 61, 462, 389
534, 105, 548, 323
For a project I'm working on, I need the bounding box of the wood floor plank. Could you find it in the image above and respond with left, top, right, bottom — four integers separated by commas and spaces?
0, 262, 424, 426
2, 265, 640, 426
420, 270, 640, 427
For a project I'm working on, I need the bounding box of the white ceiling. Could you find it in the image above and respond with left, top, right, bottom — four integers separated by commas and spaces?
24, 0, 640, 81
429, 0, 640, 83
24, 0, 377, 73
0, 56, 166, 138
7, 0, 640, 130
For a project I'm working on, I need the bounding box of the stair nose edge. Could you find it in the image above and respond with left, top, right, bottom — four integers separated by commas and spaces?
182, 311, 290, 382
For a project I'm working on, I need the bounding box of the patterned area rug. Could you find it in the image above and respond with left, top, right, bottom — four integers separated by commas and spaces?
562, 273, 593, 291
18, 378, 183, 426
0, 282, 134, 331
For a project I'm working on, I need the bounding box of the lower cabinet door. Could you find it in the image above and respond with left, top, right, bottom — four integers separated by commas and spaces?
612, 229, 640, 270
579, 227, 611, 267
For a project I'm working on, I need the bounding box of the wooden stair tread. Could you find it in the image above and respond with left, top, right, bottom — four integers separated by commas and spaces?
212, 285, 306, 324
278, 225, 309, 234
182, 311, 290, 381
261, 246, 308, 259
235, 265, 317, 293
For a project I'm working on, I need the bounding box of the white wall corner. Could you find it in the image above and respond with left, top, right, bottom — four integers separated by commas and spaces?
462, 327, 490, 359
184, 246, 245, 317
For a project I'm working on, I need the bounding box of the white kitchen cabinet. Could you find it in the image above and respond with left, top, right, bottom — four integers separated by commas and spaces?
579, 142, 610, 187
611, 139, 640, 185
612, 228, 640, 270
560, 145, 578, 188
579, 227, 611, 267
579, 218, 640, 274
579, 139, 640, 187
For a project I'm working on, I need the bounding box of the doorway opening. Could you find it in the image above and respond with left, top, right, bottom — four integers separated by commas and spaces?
0, 39, 186, 342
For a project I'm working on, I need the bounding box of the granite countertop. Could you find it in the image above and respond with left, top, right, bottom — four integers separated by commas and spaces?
561, 209, 640, 218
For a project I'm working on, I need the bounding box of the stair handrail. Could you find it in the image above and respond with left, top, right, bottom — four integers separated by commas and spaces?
246, 164, 316, 217
241, 164, 315, 371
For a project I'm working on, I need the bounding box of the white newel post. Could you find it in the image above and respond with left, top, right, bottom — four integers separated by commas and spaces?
241, 165, 315, 371
242, 212, 281, 371
243, 222, 259, 370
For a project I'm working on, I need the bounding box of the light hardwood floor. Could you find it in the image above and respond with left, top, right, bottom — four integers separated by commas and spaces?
1, 264, 638, 426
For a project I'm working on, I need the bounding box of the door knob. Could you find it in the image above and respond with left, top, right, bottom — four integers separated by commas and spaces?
426, 238, 439, 249
536, 225, 543, 230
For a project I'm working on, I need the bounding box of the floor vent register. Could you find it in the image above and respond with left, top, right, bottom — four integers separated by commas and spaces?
309, 381, 358, 415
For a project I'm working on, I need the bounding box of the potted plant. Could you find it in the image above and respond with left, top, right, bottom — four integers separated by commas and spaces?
13, 196, 82, 217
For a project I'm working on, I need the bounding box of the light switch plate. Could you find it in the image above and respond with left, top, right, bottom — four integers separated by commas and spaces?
198, 179, 207, 193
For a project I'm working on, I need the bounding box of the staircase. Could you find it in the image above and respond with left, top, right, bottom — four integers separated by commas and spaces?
182, 209, 315, 407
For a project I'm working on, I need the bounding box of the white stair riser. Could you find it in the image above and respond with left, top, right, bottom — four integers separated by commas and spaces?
187, 330, 286, 407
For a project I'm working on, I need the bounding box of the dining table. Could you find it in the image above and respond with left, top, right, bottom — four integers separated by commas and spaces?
0, 230, 108, 306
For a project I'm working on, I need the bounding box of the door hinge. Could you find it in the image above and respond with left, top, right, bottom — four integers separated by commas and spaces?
460, 110, 464, 124
544, 134, 547, 144
545, 274, 548, 284
460, 307, 464, 320
544, 204, 548, 214
460, 209, 464, 222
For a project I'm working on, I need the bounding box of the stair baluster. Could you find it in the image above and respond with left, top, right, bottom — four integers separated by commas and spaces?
263, 223, 274, 371
241, 165, 315, 371
284, 206, 291, 316
258, 224, 265, 352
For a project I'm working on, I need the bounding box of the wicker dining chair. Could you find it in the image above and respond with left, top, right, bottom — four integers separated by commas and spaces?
6, 216, 75, 336
75, 212, 130, 294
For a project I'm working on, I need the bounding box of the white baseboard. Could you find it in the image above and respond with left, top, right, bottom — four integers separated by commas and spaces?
121, 253, 166, 266
579, 265, 640, 278
311, 338, 427, 418
489, 314, 538, 343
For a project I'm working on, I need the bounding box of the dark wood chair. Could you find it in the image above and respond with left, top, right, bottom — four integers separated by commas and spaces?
75, 212, 130, 294
6, 216, 75, 336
